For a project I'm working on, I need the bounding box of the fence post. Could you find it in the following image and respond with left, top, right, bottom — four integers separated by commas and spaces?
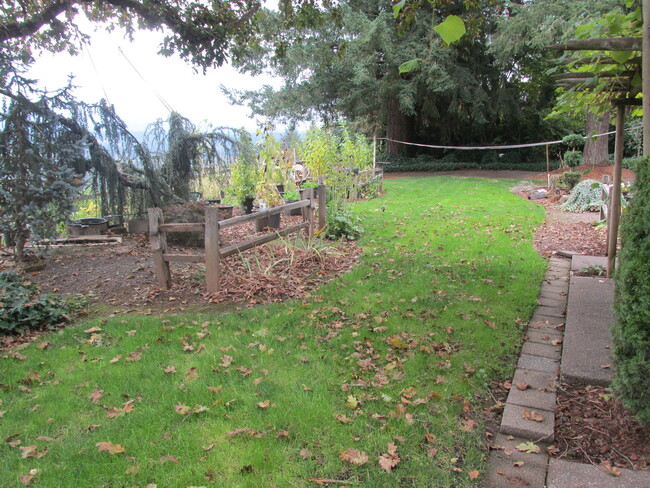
318, 184, 327, 232
303, 188, 315, 239
148, 208, 171, 289
205, 207, 221, 294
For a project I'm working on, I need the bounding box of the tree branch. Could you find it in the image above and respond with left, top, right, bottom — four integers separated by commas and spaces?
0, 1, 70, 43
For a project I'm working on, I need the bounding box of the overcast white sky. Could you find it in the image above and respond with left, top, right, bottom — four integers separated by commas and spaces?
26, 14, 281, 133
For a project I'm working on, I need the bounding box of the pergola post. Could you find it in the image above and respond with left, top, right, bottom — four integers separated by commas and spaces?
607, 103, 626, 278
641, 0, 650, 156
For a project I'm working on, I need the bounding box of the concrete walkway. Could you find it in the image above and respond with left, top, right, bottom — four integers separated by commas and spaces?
484, 255, 650, 488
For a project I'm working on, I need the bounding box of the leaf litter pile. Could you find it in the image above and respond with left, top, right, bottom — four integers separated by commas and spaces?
554, 383, 650, 471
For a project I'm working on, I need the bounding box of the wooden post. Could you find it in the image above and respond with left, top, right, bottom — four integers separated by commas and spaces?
546, 144, 550, 189
205, 207, 221, 294
148, 208, 171, 289
303, 188, 315, 239
607, 103, 626, 278
318, 184, 327, 232
373, 135, 377, 175
641, 0, 650, 156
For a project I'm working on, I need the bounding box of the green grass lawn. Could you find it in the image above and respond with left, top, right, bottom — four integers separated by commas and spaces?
0, 176, 547, 487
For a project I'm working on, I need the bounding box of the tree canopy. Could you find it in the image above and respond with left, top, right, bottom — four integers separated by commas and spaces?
0, 0, 261, 75
225, 0, 622, 155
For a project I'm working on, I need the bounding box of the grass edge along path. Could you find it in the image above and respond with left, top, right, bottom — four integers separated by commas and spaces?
0, 176, 547, 487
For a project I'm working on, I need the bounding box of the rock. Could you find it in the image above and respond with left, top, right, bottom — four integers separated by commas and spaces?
529, 190, 548, 200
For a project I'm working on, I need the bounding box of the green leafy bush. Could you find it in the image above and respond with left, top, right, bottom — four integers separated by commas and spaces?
325, 203, 364, 240
300, 181, 319, 189
560, 179, 603, 212
0, 270, 71, 332
283, 190, 301, 202
613, 157, 650, 425
561, 171, 582, 189
564, 150, 583, 168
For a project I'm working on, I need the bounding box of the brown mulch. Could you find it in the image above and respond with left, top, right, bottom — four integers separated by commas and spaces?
554, 383, 650, 471
532, 163, 636, 184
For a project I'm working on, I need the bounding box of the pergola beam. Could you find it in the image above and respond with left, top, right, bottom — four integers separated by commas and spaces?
548, 37, 641, 52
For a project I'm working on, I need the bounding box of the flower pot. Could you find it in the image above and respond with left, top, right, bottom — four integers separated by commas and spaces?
254, 212, 281, 232
283, 200, 302, 216
216, 204, 234, 220
127, 219, 149, 234
241, 197, 255, 214
68, 217, 109, 237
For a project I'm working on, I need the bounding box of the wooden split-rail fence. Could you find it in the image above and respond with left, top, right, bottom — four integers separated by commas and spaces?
148, 186, 325, 294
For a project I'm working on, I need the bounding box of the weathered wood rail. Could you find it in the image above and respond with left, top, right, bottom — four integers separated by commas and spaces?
148, 186, 325, 294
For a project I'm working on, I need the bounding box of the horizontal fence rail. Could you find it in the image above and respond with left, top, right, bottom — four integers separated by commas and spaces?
148, 187, 324, 294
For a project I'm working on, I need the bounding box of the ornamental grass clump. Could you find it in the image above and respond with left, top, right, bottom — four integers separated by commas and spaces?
560, 179, 603, 212
613, 157, 650, 425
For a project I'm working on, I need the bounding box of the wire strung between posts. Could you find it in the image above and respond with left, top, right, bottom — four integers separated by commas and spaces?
382, 126, 642, 151
117, 46, 175, 114
84, 43, 111, 105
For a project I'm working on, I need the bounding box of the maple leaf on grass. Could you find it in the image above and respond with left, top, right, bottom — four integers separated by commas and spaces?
339, 448, 369, 466
89, 389, 104, 404
378, 442, 400, 473
96, 441, 126, 454
20, 469, 39, 486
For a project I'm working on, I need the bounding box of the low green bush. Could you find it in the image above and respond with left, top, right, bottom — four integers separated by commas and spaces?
561, 171, 582, 189
0, 270, 71, 332
613, 157, 650, 425
325, 203, 364, 240
564, 150, 583, 168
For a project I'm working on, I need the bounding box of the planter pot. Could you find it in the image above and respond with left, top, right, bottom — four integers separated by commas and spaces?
254, 212, 281, 232
127, 219, 149, 234
283, 200, 302, 216
68, 217, 109, 237
216, 204, 234, 220
241, 197, 255, 215
276, 184, 285, 193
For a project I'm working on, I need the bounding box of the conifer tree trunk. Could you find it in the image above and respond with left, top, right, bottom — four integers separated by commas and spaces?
584, 110, 611, 166
386, 97, 415, 156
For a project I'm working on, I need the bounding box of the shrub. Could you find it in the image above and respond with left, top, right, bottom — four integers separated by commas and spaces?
0, 270, 71, 332
560, 179, 603, 212
561, 171, 582, 189
564, 150, 583, 168
613, 157, 650, 425
325, 203, 364, 240
562, 134, 585, 149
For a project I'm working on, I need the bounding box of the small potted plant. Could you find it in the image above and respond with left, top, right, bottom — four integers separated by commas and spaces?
282, 189, 302, 216
254, 182, 284, 231
300, 181, 319, 199
230, 160, 259, 214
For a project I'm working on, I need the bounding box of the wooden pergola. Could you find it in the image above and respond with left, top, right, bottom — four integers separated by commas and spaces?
547, 3, 650, 277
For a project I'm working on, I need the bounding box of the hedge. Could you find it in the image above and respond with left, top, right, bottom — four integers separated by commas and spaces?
613, 156, 650, 425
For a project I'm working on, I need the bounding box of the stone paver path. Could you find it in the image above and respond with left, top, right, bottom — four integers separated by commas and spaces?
484, 255, 650, 488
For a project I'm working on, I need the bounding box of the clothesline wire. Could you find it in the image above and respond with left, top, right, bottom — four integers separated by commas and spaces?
380, 125, 642, 151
